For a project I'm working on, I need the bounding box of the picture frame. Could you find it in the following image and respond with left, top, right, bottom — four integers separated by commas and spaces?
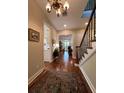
28, 28, 40, 42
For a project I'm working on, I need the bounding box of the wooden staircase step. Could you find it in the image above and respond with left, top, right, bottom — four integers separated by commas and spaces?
87, 47, 93, 49
91, 39, 96, 42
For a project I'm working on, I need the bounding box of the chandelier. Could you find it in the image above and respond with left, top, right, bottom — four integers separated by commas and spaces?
46, 0, 69, 17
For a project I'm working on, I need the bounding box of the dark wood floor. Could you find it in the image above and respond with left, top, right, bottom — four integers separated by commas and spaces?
44, 51, 79, 73
29, 51, 92, 93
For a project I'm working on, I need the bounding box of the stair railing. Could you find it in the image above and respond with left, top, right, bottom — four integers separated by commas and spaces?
76, 6, 96, 62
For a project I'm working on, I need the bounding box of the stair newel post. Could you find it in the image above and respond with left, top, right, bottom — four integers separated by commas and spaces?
82, 41, 85, 57
76, 46, 80, 62
79, 46, 82, 60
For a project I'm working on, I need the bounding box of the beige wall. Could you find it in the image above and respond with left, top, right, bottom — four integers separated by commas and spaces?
82, 52, 96, 88
57, 29, 85, 57
28, 0, 57, 79
73, 29, 85, 46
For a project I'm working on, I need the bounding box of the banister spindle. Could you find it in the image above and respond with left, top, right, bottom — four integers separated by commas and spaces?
94, 12, 96, 40
91, 18, 93, 41
88, 23, 90, 47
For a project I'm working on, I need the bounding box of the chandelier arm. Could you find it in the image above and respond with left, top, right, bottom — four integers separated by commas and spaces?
46, 0, 69, 17
59, 3, 63, 8
47, 0, 51, 2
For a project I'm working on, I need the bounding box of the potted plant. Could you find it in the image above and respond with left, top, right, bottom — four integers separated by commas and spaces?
53, 48, 59, 58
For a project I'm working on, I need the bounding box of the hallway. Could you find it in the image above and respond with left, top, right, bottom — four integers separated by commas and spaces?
29, 51, 92, 93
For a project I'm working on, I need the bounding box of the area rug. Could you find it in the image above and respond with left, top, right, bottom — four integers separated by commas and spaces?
29, 70, 91, 93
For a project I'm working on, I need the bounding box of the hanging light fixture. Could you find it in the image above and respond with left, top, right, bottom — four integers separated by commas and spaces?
56, 8, 61, 17
46, 2, 51, 13
64, 0, 69, 10
46, 0, 69, 17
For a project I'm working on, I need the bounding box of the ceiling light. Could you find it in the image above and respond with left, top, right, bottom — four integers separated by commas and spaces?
64, 24, 67, 27
46, 0, 69, 17
85, 22, 88, 25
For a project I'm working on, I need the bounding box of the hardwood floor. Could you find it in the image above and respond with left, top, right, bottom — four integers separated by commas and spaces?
44, 52, 79, 73
29, 51, 92, 93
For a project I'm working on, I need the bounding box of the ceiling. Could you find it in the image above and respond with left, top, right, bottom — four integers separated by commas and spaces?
36, 0, 89, 31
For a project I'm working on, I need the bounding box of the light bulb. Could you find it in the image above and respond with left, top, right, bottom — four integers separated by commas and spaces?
64, 1, 69, 10
85, 22, 88, 26
64, 24, 67, 27
46, 2, 51, 13
56, 9, 61, 17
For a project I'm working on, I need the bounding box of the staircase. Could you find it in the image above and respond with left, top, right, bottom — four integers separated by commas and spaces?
76, 6, 96, 64
75, 5, 96, 93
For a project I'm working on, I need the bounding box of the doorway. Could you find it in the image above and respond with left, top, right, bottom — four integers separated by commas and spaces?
43, 23, 52, 62
59, 34, 72, 51
63, 40, 70, 51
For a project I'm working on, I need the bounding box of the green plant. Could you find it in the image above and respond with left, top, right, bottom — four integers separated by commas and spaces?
53, 48, 59, 58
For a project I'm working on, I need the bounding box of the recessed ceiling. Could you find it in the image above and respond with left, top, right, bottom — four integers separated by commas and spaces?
36, 0, 89, 31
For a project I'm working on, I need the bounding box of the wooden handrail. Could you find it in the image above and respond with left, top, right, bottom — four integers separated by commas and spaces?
80, 6, 96, 47
76, 4, 96, 61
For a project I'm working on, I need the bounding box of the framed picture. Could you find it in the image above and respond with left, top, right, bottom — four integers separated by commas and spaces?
28, 28, 40, 42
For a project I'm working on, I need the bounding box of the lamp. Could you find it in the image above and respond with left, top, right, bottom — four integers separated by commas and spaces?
46, 0, 69, 17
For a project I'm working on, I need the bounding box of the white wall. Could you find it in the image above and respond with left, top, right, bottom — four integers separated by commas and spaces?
81, 52, 96, 89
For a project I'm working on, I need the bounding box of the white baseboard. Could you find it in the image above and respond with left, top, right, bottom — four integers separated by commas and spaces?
44, 59, 53, 63
79, 66, 96, 93
28, 67, 44, 85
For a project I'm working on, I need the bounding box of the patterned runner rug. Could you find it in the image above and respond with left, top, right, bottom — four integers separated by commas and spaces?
29, 70, 91, 93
